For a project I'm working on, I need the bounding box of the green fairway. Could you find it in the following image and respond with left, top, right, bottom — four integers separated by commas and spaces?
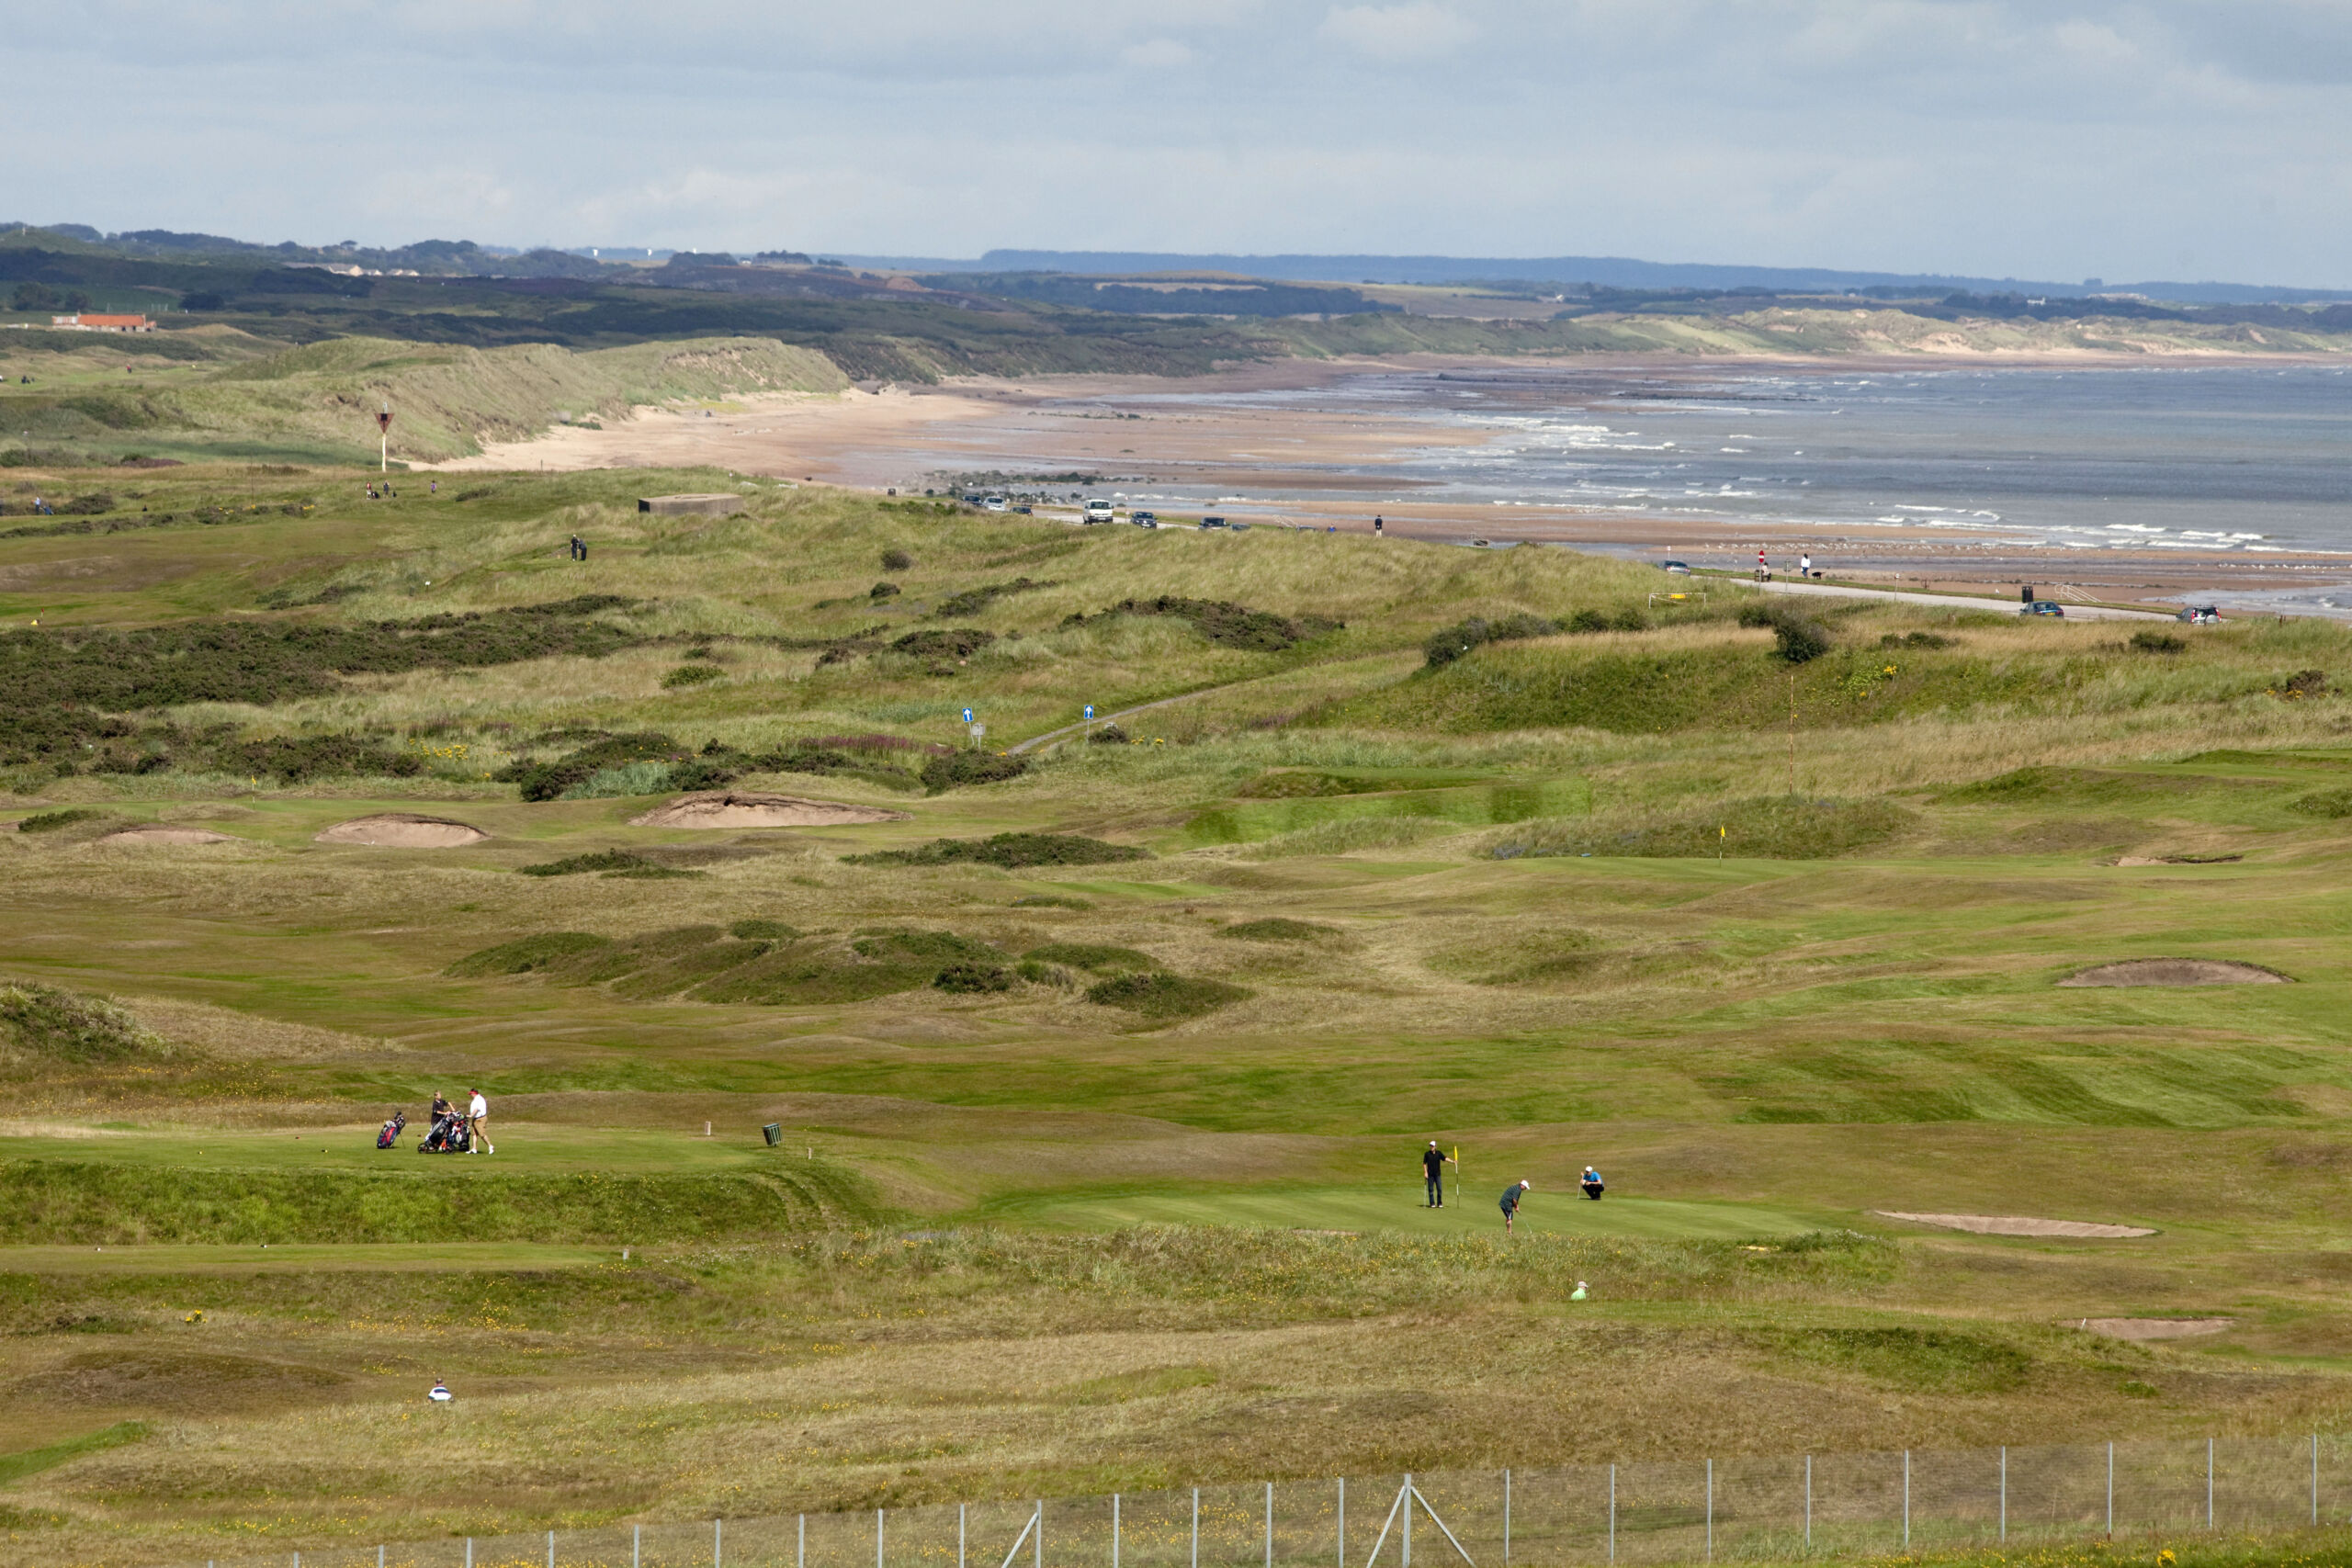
982, 1184, 1830, 1240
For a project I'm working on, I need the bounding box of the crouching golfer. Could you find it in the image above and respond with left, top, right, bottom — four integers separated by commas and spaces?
1422, 1140, 1454, 1208
1500, 1179, 1531, 1234
1581, 1166, 1605, 1201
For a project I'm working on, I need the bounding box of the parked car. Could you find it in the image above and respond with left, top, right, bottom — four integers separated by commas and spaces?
981, 495, 1008, 513
1012, 505, 1033, 515
1131, 511, 1158, 528
1082, 499, 1114, 525
1661, 558, 1692, 575
2020, 600, 2066, 617
2177, 605, 2222, 625
1199, 515, 1228, 529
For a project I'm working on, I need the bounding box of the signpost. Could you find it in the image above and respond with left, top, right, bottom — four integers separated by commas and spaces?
377, 404, 393, 472
1083, 704, 1095, 741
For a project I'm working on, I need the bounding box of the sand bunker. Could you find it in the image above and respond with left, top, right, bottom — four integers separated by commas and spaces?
2060, 958, 2288, 987
314, 814, 490, 848
1874, 1212, 2156, 1238
99, 824, 236, 846
2075, 1317, 2233, 1341
628, 792, 907, 829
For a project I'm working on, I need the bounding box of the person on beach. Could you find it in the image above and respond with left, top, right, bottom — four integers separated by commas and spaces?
468, 1087, 493, 1154
1374, 515, 1384, 536
1800, 552, 1812, 578
1422, 1140, 1455, 1208
1500, 1179, 1531, 1234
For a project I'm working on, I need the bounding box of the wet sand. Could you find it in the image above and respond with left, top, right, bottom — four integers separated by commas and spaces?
432, 355, 2352, 609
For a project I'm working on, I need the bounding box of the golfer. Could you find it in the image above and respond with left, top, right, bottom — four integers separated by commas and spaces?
1421, 1141, 1455, 1208
468, 1088, 493, 1155
1500, 1179, 1531, 1235
1581, 1166, 1605, 1201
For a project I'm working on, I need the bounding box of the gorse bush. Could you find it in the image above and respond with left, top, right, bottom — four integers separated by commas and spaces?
1062, 596, 1342, 652
847, 832, 1148, 869
1738, 601, 1834, 663
919, 751, 1029, 793
0, 980, 176, 1066
1424, 613, 1562, 669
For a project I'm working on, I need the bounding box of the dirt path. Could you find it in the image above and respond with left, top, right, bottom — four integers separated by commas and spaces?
1751, 579, 2175, 622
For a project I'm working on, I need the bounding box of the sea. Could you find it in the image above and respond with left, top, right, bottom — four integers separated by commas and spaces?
1116, 361, 2352, 607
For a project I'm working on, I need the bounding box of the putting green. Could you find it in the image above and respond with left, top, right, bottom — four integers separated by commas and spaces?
986, 1185, 1827, 1239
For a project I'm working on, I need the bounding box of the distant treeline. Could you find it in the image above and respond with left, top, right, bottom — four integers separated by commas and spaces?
917, 273, 1402, 317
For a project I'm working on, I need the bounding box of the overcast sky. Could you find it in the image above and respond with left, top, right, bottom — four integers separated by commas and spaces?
17, 1, 2350, 285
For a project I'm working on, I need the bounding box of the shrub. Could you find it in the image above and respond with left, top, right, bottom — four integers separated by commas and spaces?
931, 578, 1056, 618
1062, 596, 1341, 652
729, 919, 802, 941
519, 850, 654, 876
869, 581, 900, 601
933, 963, 1013, 994
16, 807, 106, 833
1090, 723, 1131, 745
890, 628, 996, 660
1015, 960, 1080, 987
1084, 972, 1251, 1021
880, 547, 914, 572
446, 932, 615, 975
847, 832, 1147, 868
919, 751, 1029, 793
1425, 613, 1563, 668
501, 731, 684, 801
221, 732, 426, 784
1880, 631, 1953, 649
2289, 788, 2352, 819
1218, 919, 1336, 942
1024, 942, 1159, 973
1737, 601, 1833, 663
2274, 669, 2329, 699
661, 663, 723, 688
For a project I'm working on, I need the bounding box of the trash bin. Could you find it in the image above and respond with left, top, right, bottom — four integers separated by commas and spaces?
762, 1123, 782, 1147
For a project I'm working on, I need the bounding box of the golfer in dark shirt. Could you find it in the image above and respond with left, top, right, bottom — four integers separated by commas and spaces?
1421, 1141, 1454, 1207
1500, 1179, 1531, 1235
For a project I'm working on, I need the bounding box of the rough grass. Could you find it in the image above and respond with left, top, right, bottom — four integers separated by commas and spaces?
1489, 795, 1921, 860
845, 833, 1150, 869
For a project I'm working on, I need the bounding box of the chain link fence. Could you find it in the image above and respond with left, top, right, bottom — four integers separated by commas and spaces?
151, 1435, 2349, 1568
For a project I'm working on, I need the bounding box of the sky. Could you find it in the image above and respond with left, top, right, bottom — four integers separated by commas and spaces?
16, 0, 2352, 286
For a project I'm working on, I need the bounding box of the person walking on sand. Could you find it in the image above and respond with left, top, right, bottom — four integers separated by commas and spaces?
468, 1087, 493, 1154
1422, 1140, 1455, 1208
1800, 551, 1812, 579
1500, 1179, 1531, 1235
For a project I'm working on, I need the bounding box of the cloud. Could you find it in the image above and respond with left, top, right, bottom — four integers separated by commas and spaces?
1120, 37, 1198, 68
1317, 3, 1477, 62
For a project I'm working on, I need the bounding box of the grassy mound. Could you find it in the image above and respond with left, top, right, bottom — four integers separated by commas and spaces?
16, 807, 109, 833
1061, 596, 1342, 652
0, 980, 177, 1066
1492, 796, 1919, 860
846, 832, 1148, 868
1084, 972, 1252, 1021
445, 932, 613, 976
0, 1160, 873, 1245
451, 925, 1010, 1007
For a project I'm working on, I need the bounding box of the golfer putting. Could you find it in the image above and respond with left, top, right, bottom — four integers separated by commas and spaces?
1500, 1179, 1531, 1234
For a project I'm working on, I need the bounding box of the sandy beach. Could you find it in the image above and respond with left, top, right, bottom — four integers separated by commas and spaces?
431, 353, 2352, 610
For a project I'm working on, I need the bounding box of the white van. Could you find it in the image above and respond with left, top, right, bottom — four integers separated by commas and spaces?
1082, 499, 1115, 525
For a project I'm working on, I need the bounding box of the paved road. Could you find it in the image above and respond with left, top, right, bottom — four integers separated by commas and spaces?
1747, 578, 2176, 622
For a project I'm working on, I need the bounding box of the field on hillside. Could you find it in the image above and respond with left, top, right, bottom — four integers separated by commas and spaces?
3, 471, 2352, 1567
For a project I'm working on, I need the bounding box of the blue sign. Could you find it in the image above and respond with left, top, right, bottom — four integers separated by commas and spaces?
1084, 705, 1095, 721
961, 707, 974, 723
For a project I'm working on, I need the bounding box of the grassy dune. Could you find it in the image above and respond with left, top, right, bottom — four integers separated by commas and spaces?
5, 476, 2352, 1562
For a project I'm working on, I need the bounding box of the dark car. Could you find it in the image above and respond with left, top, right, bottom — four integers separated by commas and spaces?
2020, 600, 2066, 617
1661, 558, 1692, 575
1131, 510, 1158, 528
2177, 605, 2221, 625
1199, 515, 1228, 529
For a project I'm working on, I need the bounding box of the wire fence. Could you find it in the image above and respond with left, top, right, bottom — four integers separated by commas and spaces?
153, 1434, 2352, 1568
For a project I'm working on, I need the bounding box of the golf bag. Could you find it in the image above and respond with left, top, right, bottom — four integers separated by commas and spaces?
419, 1111, 472, 1154
376, 1111, 406, 1149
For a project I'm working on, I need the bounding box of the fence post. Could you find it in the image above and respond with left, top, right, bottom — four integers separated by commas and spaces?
1339, 1478, 1346, 1568
1707, 1459, 1714, 1562
2000, 1447, 2007, 1542
1903, 1450, 1910, 1551
801, 1515, 808, 1568
718, 1517, 725, 1568
1609, 1464, 1617, 1565
1504, 1469, 1511, 1566
1267, 1481, 1274, 1568
879, 1506, 887, 1568
549, 1529, 556, 1568
2317, 1433, 2323, 1527
1403, 1472, 1413, 1568
1193, 1488, 1200, 1568
1115, 1494, 1122, 1568
1036, 1500, 1044, 1568
2208, 1437, 2215, 1529
468, 1540, 475, 1568
1805, 1454, 1813, 1551
958, 1505, 966, 1568
2107, 1442, 2114, 1537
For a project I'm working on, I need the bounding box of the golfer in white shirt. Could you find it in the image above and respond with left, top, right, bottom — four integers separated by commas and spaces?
468, 1089, 493, 1154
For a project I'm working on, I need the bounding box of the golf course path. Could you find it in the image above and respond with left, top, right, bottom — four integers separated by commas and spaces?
1754, 580, 2177, 621
1012, 688, 1222, 754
